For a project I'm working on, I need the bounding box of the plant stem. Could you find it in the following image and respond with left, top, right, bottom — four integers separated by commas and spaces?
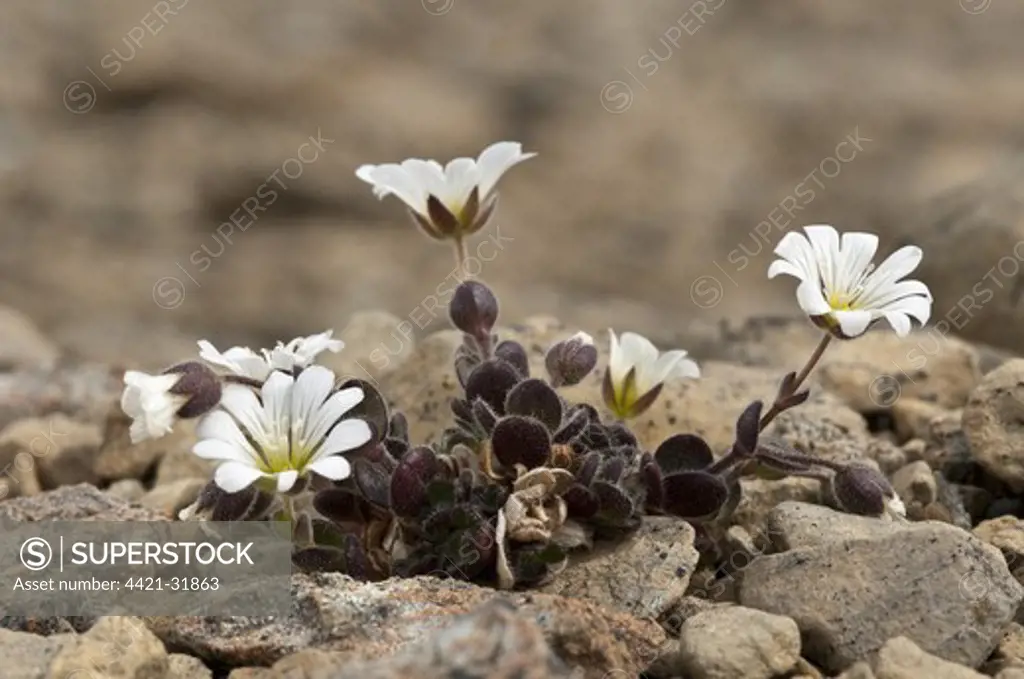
758, 333, 833, 431
707, 445, 745, 475
453, 236, 469, 276
223, 374, 264, 389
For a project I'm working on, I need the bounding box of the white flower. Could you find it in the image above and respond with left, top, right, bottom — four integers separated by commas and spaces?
887, 494, 907, 519
265, 330, 344, 372
192, 365, 371, 494
355, 141, 536, 240
768, 225, 932, 339
602, 330, 700, 419
121, 371, 188, 443
198, 330, 344, 381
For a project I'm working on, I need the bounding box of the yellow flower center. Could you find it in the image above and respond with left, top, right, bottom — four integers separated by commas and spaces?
828, 292, 856, 311
611, 378, 639, 419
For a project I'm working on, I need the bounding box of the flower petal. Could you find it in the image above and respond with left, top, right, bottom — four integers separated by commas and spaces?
356, 163, 429, 215
197, 341, 270, 380
881, 311, 912, 337
214, 461, 266, 493
866, 245, 923, 289
833, 310, 874, 338
219, 384, 270, 442
796, 279, 832, 316
836, 232, 879, 294
317, 419, 372, 459
305, 386, 365, 447
766, 259, 808, 281
877, 294, 932, 325
476, 141, 536, 199
276, 470, 299, 493
291, 365, 335, 448
259, 372, 293, 463
195, 410, 260, 461
803, 225, 841, 296
440, 157, 480, 210
307, 454, 352, 481
771, 230, 819, 283
193, 438, 255, 465
401, 159, 447, 203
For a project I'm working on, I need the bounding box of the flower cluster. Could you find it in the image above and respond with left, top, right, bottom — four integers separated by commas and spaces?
123, 330, 374, 501
119, 142, 932, 592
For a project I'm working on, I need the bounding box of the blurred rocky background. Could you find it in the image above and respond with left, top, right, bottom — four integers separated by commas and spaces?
1, 0, 1023, 368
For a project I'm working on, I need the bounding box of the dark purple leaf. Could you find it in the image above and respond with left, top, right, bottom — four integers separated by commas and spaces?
654, 433, 714, 473
662, 471, 729, 520
504, 378, 563, 431
490, 415, 551, 470
465, 359, 521, 414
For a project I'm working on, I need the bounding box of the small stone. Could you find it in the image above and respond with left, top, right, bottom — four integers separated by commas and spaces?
901, 438, 927, 462
168, 653, 213, 679
139, 477, 206, 518
730, 476, 821, 538
963, 359, 1024, 491
48, 616, 169, 679
892, 399, 949, 442
874, 636, 986, 678
0, 435, 41, 500
658, 596, 722, 636
890, 460, 938, 507
0, 305, 60, 372
664, 606, 801, 679
538, 516, 698, 619
0, 628, 73, 679
95, 406, 198, 482
0, 414, 102, 490
738, 521, 1023, 672
836, 663, 876, 679
106, 478, 146, 503
981, 622, 1024, 676
925, 409, 973, 481
975, 516, 1024, 580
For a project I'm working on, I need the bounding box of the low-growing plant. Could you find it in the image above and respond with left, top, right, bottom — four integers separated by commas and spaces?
121, 146, 928, 590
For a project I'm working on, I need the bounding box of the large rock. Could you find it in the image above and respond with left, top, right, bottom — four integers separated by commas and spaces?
764, 502, 905, 552
0, 363, 122, 433
144, 573, 666, 675
709, 317, 981, 411
908, 166, 1024, 354
239, 600, 577, 679
0, 483, 166, 522
738, 520, 1023, 673
963, 359, 1024, 491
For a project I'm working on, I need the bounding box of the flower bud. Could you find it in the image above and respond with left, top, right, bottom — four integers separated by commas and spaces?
164, 361, 223, 419
449, 281, 499, 339
830, 464, 900, 517
545, 332, 598, 387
